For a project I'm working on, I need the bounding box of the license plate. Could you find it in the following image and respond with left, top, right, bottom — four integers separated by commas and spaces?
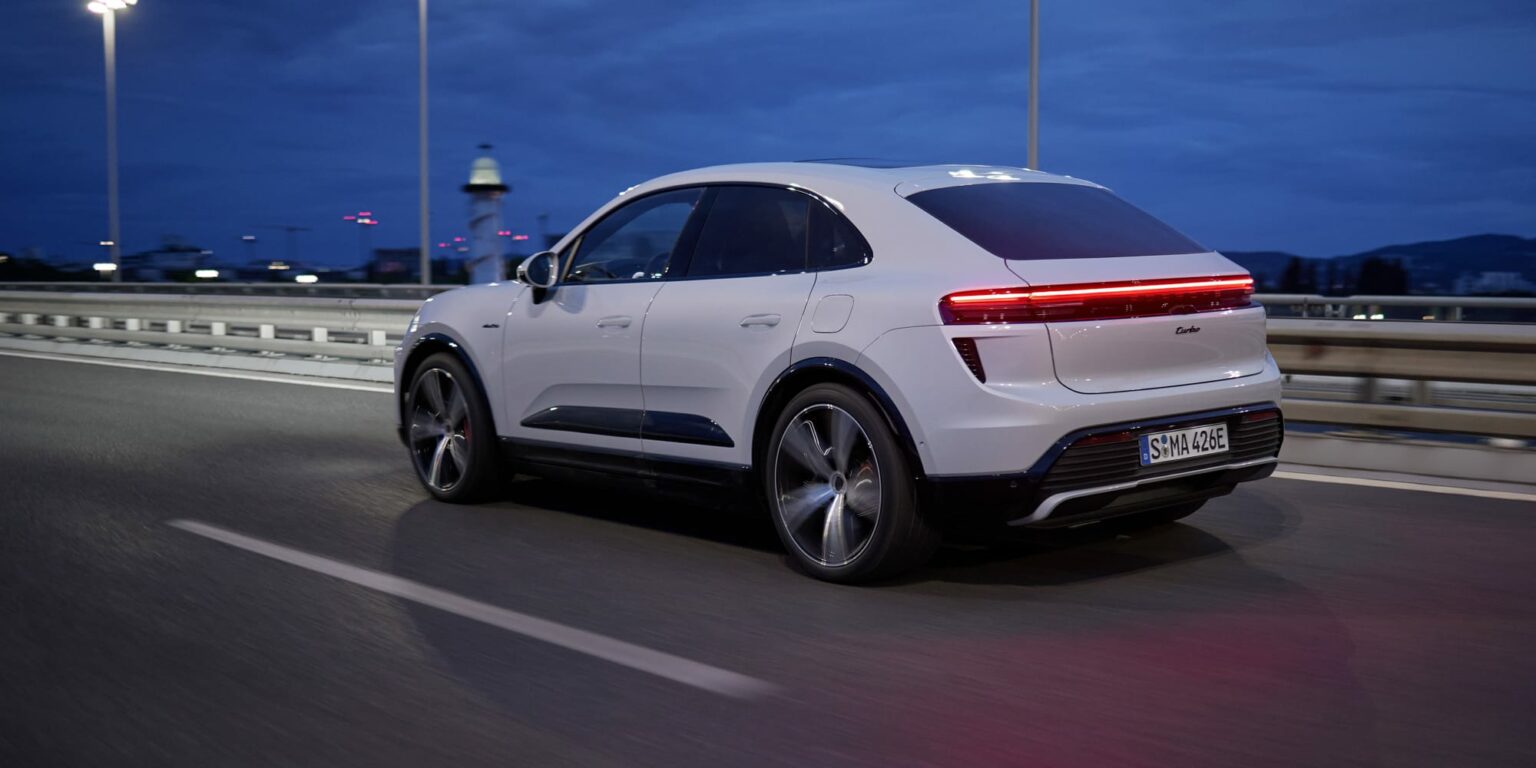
1139, 423, 1229, 466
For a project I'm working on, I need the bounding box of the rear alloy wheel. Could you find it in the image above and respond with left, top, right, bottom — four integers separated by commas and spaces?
766, 384, 938, 583
406, 353, 499, 502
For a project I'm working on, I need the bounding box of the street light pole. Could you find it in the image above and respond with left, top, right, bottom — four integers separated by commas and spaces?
418, 0, 430, 285
88, 1, 136, 280
1028, 0, 1039, 170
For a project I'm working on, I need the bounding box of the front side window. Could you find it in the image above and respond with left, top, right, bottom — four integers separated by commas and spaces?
905, 182, 1206, 261
565, 188, 704, 284
685, 186, 810, 278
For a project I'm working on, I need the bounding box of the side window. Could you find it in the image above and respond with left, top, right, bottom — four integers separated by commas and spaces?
809, 201, 872, 270
566, 188, 704, 284
685, 186, 810, 278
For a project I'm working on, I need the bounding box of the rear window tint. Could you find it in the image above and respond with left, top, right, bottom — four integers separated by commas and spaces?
905, 182, 1205, 260
809, 200, 872, 269
687, 186, 809, 278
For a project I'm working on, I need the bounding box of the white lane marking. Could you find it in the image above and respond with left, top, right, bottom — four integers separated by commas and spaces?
0, 350, 393, 393
166, 519, 777, 699
1272, 470, 1536, 503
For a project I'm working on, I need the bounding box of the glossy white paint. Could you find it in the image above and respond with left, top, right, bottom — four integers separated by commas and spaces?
641, 272, 817, 465
501, 282, 663, 452
396, 161, 1283, 485
1047, 307, 1269, 394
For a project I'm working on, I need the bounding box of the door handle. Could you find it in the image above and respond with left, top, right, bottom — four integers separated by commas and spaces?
739, 314, 781, 328
596, 315, 632, 328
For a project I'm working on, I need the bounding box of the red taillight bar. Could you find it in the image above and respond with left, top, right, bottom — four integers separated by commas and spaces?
940, 275, 1254, 325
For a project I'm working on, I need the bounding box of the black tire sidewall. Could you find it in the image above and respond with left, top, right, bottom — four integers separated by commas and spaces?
764, 383, 931, 582
406, 352, 500, 503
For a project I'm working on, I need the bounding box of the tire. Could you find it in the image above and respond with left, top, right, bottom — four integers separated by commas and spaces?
404, 353, 501, 503
764, 383, 938, 583
1108, 501, 1205, 532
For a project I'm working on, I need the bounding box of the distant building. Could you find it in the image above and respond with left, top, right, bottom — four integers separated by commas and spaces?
369, 247, 465, 284
1453, 271, 1535, 295
121, 239, 212, 281
369, 248, 421, 282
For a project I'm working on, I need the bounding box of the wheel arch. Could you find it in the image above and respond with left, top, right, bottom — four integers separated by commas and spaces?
752, 357, 925, 480
398, 332, 498, 437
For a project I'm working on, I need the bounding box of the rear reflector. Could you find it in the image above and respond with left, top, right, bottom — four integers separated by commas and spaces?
1241, 409, 1280, 423
1072, 430, 1137, 447
940, 275, 1255, 325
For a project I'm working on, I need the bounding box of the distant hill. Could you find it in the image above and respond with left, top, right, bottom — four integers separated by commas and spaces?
1217, 250, 1301, 290
1223, 234, 1536, 294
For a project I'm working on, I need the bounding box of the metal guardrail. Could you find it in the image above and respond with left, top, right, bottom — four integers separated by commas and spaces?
1, 287, 1533, 438
1266, 319, 1536, 385
0, 282, 454, 301
0, 290, 419, 362
1259, 293, 1536, 322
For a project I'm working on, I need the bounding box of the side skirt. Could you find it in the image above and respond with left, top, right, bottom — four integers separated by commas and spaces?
498, 437, 755, 506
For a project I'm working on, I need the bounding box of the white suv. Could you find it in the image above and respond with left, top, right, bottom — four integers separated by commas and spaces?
395, 161, 1283, 582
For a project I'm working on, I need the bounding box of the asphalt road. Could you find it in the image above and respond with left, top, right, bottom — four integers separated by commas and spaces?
2, 354, 1534, 767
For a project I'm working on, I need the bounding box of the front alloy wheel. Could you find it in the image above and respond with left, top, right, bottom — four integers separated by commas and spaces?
406, 353, 498, 502
409, 368, 471, 493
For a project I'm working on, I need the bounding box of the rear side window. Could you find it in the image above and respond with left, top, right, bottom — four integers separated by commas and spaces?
685, 186, 810, 278
905, 182, 1205, 261
809, 200, 872, 269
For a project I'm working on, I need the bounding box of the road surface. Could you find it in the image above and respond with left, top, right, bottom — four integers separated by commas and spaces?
2, 354, 1533, 767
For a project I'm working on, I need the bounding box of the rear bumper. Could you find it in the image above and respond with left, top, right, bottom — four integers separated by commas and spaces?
921, 403, 1283, 532
1012, 457, 1275, 528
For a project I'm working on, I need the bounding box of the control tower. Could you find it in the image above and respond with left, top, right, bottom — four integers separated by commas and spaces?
463, 145, 511, 283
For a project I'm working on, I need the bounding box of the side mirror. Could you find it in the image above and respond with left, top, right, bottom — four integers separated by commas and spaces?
516, 251, 560, 289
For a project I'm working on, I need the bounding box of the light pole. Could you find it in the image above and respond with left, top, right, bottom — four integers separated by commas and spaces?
87, 0, 137, 281
1027, 0, 1040, 170
418, 0, 430, 285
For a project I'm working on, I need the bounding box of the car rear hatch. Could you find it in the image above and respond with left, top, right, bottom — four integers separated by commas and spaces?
906, 172, 1269, 394
1005, 254, 1268, 394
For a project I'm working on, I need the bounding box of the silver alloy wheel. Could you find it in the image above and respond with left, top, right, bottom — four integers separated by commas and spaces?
772, 403, 882, 568
408, 368, 472, 493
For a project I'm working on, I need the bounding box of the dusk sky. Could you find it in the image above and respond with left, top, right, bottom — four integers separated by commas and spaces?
3, 0, 1533, 267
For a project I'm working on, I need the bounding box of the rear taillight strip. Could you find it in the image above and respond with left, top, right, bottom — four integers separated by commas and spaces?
940, 275, 1254, 325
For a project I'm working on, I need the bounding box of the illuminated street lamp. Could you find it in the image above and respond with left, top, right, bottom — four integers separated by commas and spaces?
86, 0, 138, 282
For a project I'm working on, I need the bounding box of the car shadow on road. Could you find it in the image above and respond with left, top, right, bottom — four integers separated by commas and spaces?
494, 476, 785, 552
385, 484, 1383, 766
463, 477, 1299, 590
912, 492, 1296, 588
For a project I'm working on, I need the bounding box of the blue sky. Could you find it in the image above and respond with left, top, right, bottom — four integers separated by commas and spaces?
2, 0, 1533, 266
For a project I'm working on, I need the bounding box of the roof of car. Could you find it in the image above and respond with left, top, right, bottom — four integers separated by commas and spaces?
622, 161, 1096, 202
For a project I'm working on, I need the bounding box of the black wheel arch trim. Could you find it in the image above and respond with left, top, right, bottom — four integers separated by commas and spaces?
756, 356, 925, 478
397, 332, 495, 443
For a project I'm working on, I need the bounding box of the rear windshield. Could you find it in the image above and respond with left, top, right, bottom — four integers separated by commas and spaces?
905, 182, 1206, 260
